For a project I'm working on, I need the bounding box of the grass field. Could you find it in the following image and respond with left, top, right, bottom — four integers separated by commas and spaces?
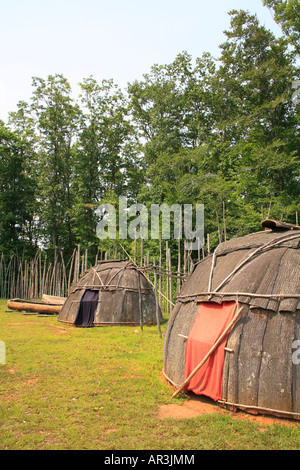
1, 298, 300, 450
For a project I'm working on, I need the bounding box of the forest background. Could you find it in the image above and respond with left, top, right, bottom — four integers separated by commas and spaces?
0, 1, 299, 270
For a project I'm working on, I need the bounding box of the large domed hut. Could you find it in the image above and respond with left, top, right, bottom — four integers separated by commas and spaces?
58, 260, 163, 327
163, 220, 300, 420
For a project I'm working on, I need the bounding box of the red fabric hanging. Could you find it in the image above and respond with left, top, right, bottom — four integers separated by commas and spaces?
184, 301, 236, 401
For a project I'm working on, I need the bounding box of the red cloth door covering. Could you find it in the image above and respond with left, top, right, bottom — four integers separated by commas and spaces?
184, 301, 236, 401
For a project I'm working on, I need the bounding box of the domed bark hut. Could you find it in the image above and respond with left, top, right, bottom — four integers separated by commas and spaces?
163, 221, 300, 420
58, 260, 163, 327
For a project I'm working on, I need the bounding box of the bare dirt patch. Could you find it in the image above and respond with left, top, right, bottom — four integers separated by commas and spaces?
158, 394, 298, 428
158, 395, 223, 419
23, 378, 40, 386
104, 428, 119, 434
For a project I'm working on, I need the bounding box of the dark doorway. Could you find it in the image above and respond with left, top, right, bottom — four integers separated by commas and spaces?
74, 290, 99, 327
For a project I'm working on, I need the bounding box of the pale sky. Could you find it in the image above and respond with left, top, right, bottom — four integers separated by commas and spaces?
0, 0, 283, 122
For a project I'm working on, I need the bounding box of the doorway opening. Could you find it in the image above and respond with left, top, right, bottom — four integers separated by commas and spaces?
74, 290, 99, 327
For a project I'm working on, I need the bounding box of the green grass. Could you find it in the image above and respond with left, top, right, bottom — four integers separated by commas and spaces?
1, 298, 300, 450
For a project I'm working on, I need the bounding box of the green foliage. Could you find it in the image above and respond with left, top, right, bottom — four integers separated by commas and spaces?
30, 75, 80, 255
129, 10, 299, 249
72, 78, 143, 252
262, 0, 300, 54
0, 122, 36, 256
1, 8, 299, 260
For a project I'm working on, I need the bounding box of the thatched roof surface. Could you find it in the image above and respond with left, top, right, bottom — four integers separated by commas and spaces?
58, 260, 163, 326
176, 229, 300, 313
71, 260, 153, 293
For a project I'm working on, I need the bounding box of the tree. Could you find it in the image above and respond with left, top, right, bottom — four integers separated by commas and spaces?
30, 74, 80, 256
128, 52, 196, 165
72, 77, 142, 251
0, 122, 36, 256
216, 10, 299, 223
263, 0, 300, 54
131, 10, 299, 250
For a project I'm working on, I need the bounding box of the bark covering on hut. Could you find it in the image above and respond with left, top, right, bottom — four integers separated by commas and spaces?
163, 225, 300, 419
58, 260, 163, 326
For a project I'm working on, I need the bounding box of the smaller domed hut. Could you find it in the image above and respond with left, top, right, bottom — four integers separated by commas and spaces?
58, 260, 163, 327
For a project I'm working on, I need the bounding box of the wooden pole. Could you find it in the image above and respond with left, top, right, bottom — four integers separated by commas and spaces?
159, 236, 162, 309
207, 234, 210, 256
216, 211, 221, 244
140, 238, 144, 267
168, 247, 172, 310
60, 251, 67, 297
183, 240, 187, 275
77, 245, 80, 281
0, 253, 3, 298
24, 259, 27, 299
137, 269, 143, 331
223, 201, 227, 242
177, 238, 181, 295
85, 248, 88, 271
67, 249, 75, 294
166, 241, 169, 315
267, 201, 272, 219
153, 260, 162, 338
171, 306, 244, 398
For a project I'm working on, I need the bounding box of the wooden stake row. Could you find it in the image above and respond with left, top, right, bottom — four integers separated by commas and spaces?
0, 236, 211, 312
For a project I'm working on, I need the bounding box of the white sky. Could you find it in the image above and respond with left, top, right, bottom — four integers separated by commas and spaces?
0, 0, 283, 122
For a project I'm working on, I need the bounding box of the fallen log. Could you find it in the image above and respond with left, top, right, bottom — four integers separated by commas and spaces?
42, 294, 67, 305
7, 299, 62, 315
261, 219, 300, 231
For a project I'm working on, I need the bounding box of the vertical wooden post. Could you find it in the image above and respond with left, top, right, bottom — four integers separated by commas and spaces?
223, 201, 227, 242
168, 247, 172, 311
267, 202, 272, 219
159, 236, 162, 309
60, 251, 67, 297
177, 238, 181, 295
67, 250, 74, 295
85, 248, 88, 271
34, 254, 38, 299
216, 211, 221, 244
153, 260, 162, 338
24, 259, 27, 299
77, 244, 80, 283
140, 238, 144, 267
166, 241, 169, 315
137, 269, 143, 331
183, 240, 187, 275
0, 253, 3, 298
